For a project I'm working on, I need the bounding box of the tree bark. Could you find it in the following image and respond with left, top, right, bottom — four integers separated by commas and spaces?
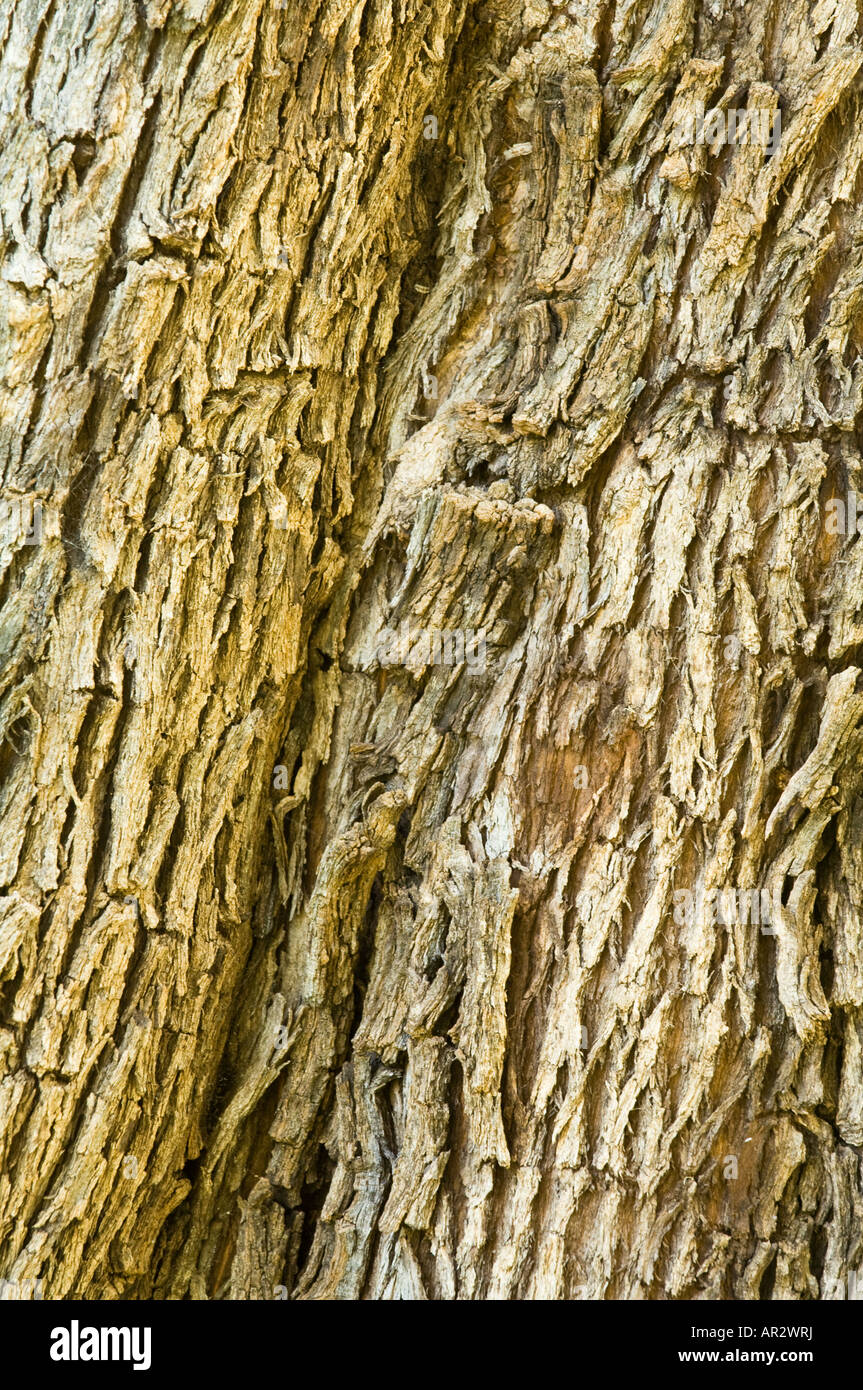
2, 0, 863, 1301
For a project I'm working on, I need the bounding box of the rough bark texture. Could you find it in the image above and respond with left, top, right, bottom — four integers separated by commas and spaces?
2, 0, 863, 1301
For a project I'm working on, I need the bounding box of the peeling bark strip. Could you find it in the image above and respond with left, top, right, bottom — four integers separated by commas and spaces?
1, 0, 863, 1302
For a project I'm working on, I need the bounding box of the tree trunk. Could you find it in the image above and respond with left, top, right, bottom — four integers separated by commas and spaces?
2, 0, 863, 1301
